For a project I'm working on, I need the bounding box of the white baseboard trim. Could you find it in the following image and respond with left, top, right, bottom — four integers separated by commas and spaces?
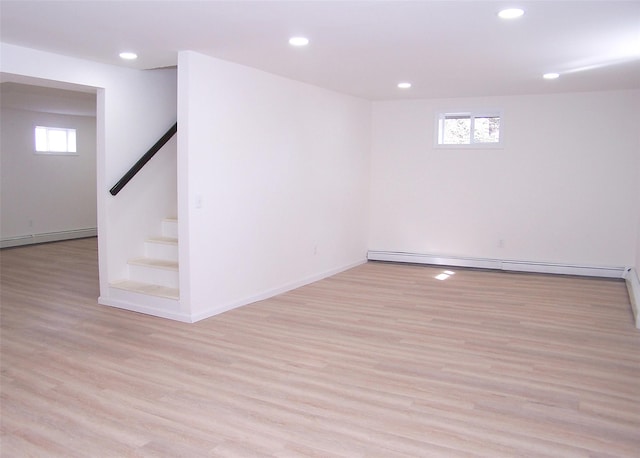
367, 251, 627, 279
190, 258, 367, 323
1, 228, 97, 248
625, 268, 640, 329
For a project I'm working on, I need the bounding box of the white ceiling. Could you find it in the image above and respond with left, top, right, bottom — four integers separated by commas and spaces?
1, 0, 639, 100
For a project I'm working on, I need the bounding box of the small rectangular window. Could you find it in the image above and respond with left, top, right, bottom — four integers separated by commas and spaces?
437, 111, 502, 147
35, 126, 77, 155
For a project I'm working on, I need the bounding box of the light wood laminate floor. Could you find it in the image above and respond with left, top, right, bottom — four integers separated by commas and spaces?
1, 238, 639, 457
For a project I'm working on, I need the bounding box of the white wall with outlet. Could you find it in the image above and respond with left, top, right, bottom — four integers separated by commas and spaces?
369, 90, 640, 270
178, 51, 371, 320
0, 107, 97, 244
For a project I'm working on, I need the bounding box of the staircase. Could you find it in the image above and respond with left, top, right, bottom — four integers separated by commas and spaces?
111, 218, 179, 300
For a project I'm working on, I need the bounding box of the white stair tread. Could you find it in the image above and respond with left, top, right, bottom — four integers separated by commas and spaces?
147, 236, 178, 245
129, 257, 178, 270
111, 280, 179, 300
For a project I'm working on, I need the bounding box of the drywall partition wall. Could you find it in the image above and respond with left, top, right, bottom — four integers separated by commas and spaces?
178, 51, 371, 320
369, 90, 640, 272
631, 152, 640, 328
636, 153, 640, 275
0, 108, 97, 246
1, 43, 177, 303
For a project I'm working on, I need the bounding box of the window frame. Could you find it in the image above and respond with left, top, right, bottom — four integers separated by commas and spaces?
34, 125, 78, 156
435, 110, 504, 149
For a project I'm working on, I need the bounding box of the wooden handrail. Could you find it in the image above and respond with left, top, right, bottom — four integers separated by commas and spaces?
109, 122, 177, 196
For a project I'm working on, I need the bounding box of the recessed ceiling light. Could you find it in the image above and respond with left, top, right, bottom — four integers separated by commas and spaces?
498, 8, 524, 19
543, 72, 560, 80
119, 52, 138, 60
289, 37, 309, 47
397, 82, 412, 89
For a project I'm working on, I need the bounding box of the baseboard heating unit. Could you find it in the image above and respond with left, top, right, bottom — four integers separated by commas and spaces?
368, 250, 638, 329
367, 251, 626, 278
1, 228, 97, 249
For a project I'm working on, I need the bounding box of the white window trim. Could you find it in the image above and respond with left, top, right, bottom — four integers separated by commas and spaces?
434, 109, 504, 149
34, 126, 78, 156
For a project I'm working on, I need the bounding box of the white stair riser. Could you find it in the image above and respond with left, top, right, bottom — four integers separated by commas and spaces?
128, 264, 179, 289
145, 241, 178, 262
162, 219, 178, 238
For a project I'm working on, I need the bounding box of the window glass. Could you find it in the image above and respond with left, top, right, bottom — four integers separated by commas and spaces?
437, 112, 502, 147
473, 116, 500, 143
443, 117, 471, 144
34, 126, 77, 154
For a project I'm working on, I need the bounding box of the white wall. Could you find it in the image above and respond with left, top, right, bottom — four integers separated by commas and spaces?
1, 43, 177, 298
632, 150, 640, 321
0, 108, 96, 242
178, 51, 371, 320
370, 90, 640, 269
635, 151, 640, 274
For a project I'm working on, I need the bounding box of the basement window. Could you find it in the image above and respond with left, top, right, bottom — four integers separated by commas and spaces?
437, 111, 502, 147
35, 126, 77, 155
